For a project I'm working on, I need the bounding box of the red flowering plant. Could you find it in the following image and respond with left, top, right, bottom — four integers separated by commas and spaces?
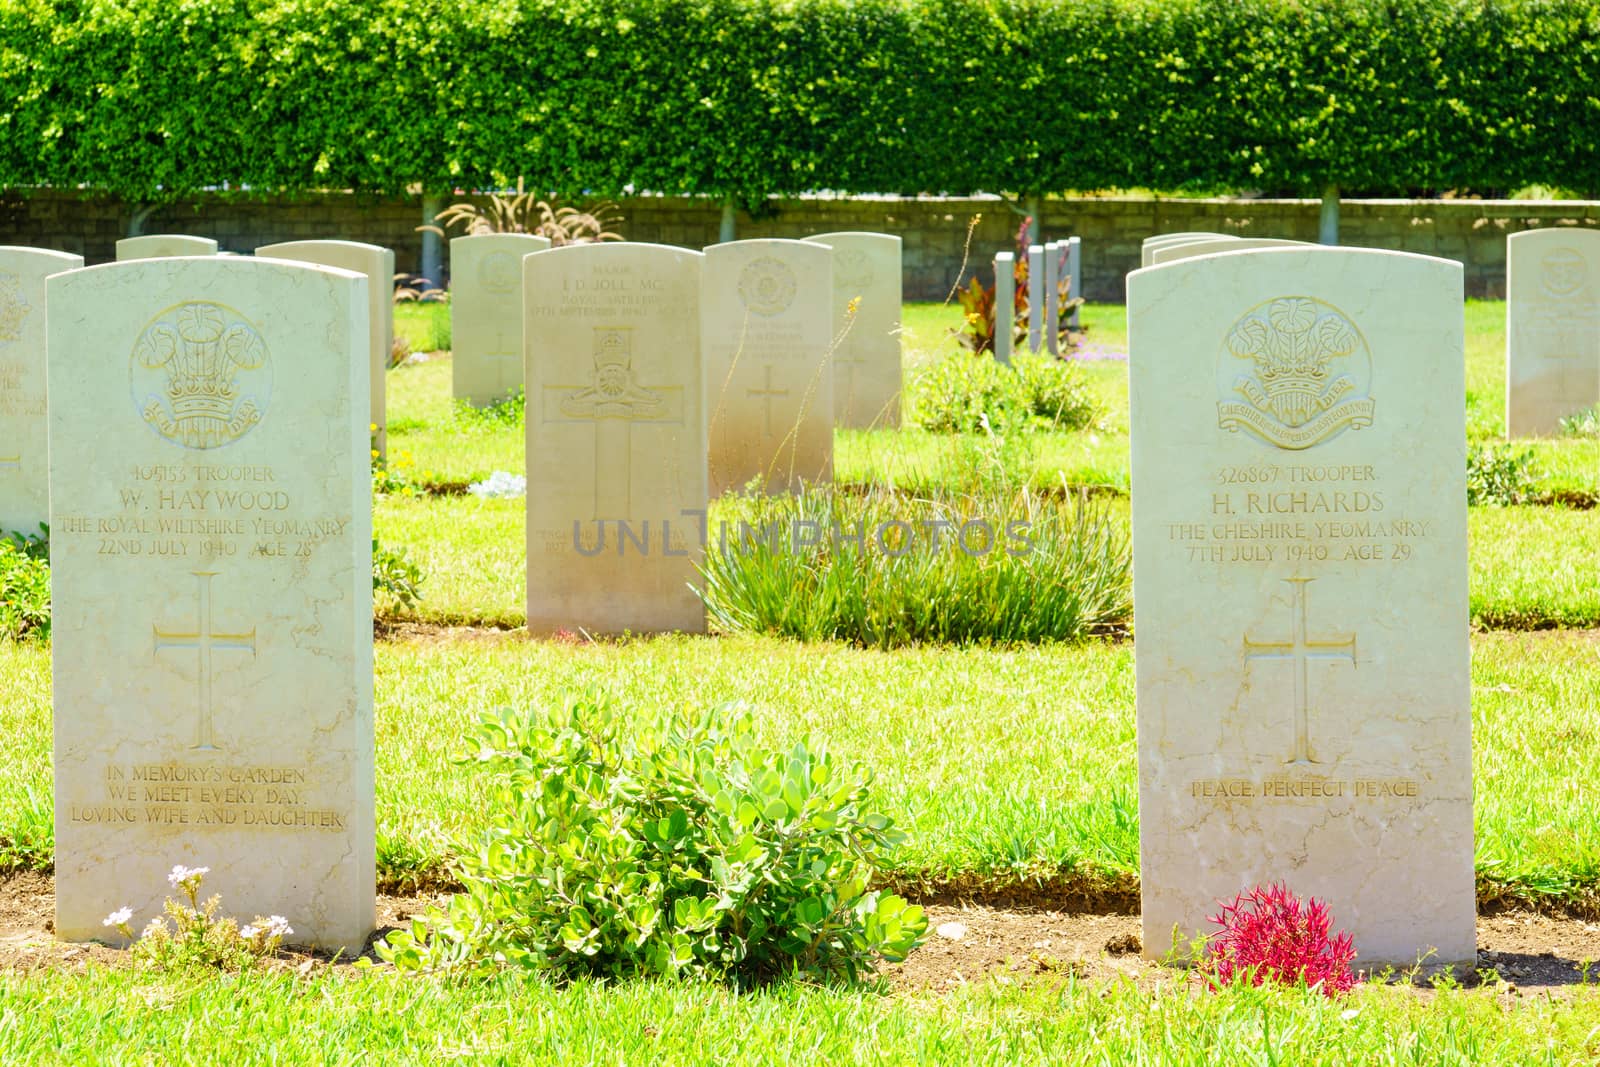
1198, 882, 1357, 997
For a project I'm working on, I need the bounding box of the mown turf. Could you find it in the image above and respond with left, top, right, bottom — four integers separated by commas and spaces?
0, 965, 1596, 1065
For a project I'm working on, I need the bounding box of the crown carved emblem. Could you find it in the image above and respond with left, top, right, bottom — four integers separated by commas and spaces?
1217, 297, 1375, 450
131, 302, 271, 449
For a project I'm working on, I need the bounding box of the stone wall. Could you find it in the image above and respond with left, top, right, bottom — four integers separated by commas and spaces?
4, 188, 1598, 302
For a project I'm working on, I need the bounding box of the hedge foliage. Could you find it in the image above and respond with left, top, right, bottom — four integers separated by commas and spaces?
0, 0, 1596, 201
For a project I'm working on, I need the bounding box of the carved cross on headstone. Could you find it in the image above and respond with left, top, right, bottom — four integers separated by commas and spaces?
153, 571, 257, 751
1242, 576, 1356, 766
747, 363, 790, 439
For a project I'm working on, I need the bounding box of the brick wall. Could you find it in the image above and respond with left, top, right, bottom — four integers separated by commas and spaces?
4, 188, 1597, 302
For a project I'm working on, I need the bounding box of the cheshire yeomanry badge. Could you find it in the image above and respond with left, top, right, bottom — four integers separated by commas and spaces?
131, 302, 272, 450
1216, 296, 1375, 451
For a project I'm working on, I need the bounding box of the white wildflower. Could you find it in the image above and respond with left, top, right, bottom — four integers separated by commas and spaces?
102, 907, 133, 927
167, 864, 209, 888
264, 916, 293, 939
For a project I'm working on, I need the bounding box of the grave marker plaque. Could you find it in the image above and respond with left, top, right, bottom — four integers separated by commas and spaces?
1128, 246, 1473, 969
0, 247, 82, 534
703, 239, 833, 495
49, 256, 374, 952
524, 243, 707, 634
451, 234, 552, 407
1506, 229, 1600, 437
803, 232, 902, 428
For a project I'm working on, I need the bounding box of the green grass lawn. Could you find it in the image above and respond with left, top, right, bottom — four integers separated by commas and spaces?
4, 965, 1598, 1065
2, 296, 1596, 1058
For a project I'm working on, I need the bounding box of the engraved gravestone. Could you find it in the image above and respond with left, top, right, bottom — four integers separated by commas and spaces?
116, 235, 219, 261
1506, 229, 1600, 437
256, 241, 394, 459
0, 247, 82, 535
703, 240, 833, 496
1128, 246, 1473, 968
803, 232, 902, 428
525, 243, 706, 634
1149, 237, 1305, 267
1141, 232, 1231, 269
451, 233, 552, 406
48, 256, 374, 952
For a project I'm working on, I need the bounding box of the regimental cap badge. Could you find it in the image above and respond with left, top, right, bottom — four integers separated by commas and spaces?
0, 271, 30, 345
593, 327, 632, 368
1216, 296, 1375, 451
131, 302, 272, 450
737, 256, 797, 317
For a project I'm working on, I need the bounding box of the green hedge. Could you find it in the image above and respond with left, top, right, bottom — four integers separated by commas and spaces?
0, 0, 1596, 201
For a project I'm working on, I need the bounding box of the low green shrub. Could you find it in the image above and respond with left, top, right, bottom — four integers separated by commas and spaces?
453, 388, 525, 430
373, 538, 425, 613
0, 538, 50, 642
910, 353, 1097, 435
698, 482, 1130, 647
375, 694, 926, 983
1467, 443, 1538, 506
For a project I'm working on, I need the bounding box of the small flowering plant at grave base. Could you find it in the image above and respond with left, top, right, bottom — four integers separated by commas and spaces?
1197, 882, 1357, 998
373, 693, 927, 984
101, 865, 294, 972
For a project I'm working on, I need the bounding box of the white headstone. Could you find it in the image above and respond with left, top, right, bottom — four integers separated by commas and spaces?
0, 247, 82, 536
1150, 237, 1306, 267
255, 241, 394, 459
703, 240, 833, 496
1044, 241, 1061, 356
1027, 245, 1044, 352
1506, 229, 1600, 437
1128, 246, 1473, 969
524, 243, 707, 634
48, 256, 374, 952
1066, 237, 1083, 330
994, 252, 1015, 365
450, 233, 552, 407
1141, 232, 1232, 268
116, 235, 219, 261
803, 232, 902, 429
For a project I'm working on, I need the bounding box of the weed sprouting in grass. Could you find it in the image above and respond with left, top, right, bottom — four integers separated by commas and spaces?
909, 351, 1098, 434
452, 388, 525, 430
1559, 405, 1600, 439
374, 538, 425, 613
1467, 443, 1538, 505
0, 537, 50, 641
697, 479, 1130, 648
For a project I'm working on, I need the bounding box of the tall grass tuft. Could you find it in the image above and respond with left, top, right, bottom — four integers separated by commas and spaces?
697, 477, 1129, 648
